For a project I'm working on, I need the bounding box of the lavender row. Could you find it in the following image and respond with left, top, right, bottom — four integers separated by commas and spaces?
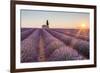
42, 29, 85, 61
21, 28, 36, 41
21, 29, 41, 63
46, 29, 73, 46
52, 29, 89, 41
21, 28, 33, 32
42, 29, 64, 58
46, 29, 89, 59
48, 46, 85, 61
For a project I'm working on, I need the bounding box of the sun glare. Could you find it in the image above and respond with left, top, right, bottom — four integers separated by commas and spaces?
80, 23, 87, 29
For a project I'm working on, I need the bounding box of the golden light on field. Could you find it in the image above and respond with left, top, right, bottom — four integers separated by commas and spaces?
76, 23, 88, 37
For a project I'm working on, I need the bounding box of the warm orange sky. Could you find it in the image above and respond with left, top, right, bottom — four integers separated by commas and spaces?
21, 10, 90, 29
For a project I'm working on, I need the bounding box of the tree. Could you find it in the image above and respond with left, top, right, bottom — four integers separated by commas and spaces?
46, 20, 49, 26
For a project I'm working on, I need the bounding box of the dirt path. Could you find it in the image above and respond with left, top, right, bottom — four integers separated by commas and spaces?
38, 35, 46, 61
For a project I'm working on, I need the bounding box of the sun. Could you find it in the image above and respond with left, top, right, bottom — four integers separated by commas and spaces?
80, 23, 87, 29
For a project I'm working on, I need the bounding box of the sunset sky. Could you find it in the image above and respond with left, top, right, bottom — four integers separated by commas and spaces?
21, 10, 90, 29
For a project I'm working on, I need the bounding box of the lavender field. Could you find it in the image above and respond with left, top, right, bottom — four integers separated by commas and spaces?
21, 28, 89, 63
